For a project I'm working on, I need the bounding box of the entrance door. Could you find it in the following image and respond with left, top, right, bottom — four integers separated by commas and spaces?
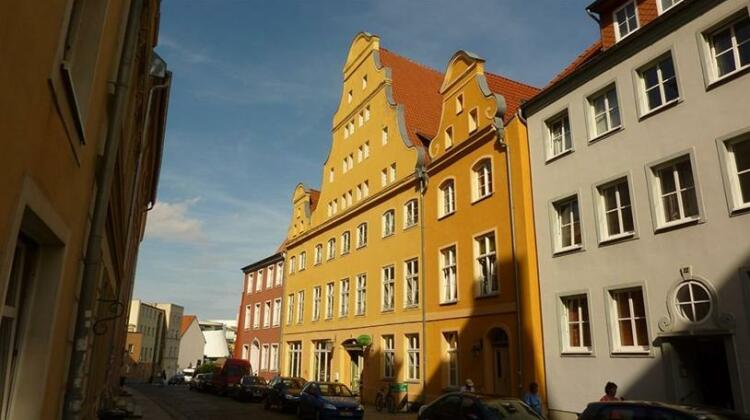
487, 328, 510, 395
250, 341, 260, 374
670, 336, 734, 409
350, 352, 363, 394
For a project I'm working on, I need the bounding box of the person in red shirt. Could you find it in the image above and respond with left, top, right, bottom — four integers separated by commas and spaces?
600, 382, 624, 402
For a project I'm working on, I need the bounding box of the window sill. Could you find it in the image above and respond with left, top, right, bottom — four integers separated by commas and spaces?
638, 98, 681, 121
355, 313, 366, 318
553, 245, 583, 257
475, 291, 500, 299
382, 232, 395, 239
706, 65, 750, 92
561, 350, 594, 357
404, 304, 419, 310
730, 203, 750, 217
341, 250, 350, 256
314, 262, 322, 267
437, 211, 456, 221
545, 148, 574, 164
654, 216, 701, 233
327, 257, 335, 262
470, 192, 493, 206
356, 244, 367, 250
404, 379, 421, 384
439, 300, 458, 306
403, 223, 418, 232
610, 350, 651, 358
598, 232, 636, 246
588, 125, 623, 145
381, 308, 395, 313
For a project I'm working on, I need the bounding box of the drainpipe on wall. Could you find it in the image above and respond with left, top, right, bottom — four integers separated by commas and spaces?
495, 116, 524, 397
63, 0, 145, 417
416, 165, 428, 401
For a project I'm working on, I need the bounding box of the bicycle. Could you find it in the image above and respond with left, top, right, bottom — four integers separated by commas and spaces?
374, 385, 396, 413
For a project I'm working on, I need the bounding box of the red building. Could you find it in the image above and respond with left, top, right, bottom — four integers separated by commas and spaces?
235, 252, 284, 380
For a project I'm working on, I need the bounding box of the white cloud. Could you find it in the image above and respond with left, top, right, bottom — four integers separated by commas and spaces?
145, 198, 205, 242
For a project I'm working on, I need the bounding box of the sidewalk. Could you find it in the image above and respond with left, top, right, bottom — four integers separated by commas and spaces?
124, 385, 177, 420
363, 405, 417, 420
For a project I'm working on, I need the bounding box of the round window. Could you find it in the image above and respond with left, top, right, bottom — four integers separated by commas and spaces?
675, 280, 712, 322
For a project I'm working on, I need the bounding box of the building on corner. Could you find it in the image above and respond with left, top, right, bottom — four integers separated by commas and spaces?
178, 315, 206, 371
156, 303, 185, 377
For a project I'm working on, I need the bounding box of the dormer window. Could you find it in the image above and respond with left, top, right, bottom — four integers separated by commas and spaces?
468, 108, 478, 133
455, 94, 464, 114
382, 127, 389, 145
658, 0, 682, 14
358, 111, 364, 127
445, 126, 454, 149
347, 90, 353, 103
329, 168, 334, 183
614, 1, 639, 41
362, 74, 368, 90
365, 105, 370, 122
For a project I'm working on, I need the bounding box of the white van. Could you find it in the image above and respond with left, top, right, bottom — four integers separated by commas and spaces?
183, 368, 196, 383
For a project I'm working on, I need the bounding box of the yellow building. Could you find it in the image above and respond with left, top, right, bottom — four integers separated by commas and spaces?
281, 33, 545, 408
0, 1, 169, 418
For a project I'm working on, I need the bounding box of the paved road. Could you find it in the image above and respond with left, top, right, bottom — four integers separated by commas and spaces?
127, 383, 416, 420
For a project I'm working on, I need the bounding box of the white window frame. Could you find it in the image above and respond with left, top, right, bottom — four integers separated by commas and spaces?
313, 341, 332, 382
296, 291, 305, 324
455, 93, 464, 114
587, 84, 621, 140
312, 286, 321, 321
299, 252, 306, 271
356, 274, 367, 316
381, 168, 388, 187
406, 334, 421, 380
341, 231, 351, 254
552, 196, 583, 253
648, 154, 702, 229
340, 278, 350, 317
657, 0, 683, 14
545, 111, 573, 160
404, 199, 418, 228
266, 265, 274, 288
363, 181, 369, 197
244, 305, 251, 330
404, 258, 419, 308
444, 332, 459, 387
270, 344, 279, 371
347, 90, 353, 103
382, 126, 389, 145
613, 1, 639, 42
272, 298, 282, 326
705, 14, 750, 82
382, 335, 395, 378
263, 300, 271, 328
560, 293, 593, 354
608, 287, 650, 353
389, 163, 397, 183
468, 107, 478, 133
327, 238, 336, 260
314, 244, 323, 265
325, 282, 334, 319
382, 210, 395, 237
439, 180, 456, 218
275, 262, 283, 286
445, 126, 454, 149
472, 158, 493, 202
365, 105, 371, 122
364, 141, 370, 159
246, 273, 254, 294
440, 245, 458, 304
289, 257, 296, 274
596, 177, 636, 242
357, 223, 368, 248
288, 342, 302, 377
719, 134, 750, 212
286, 294, 294, 326
261, 344, 270, 370
253, 303, 261, 329
256, 269, 263, 291
382, 265, 395, 311
474, 232, 498, 296
637, 53, 680, 115
362, 74, 368, 90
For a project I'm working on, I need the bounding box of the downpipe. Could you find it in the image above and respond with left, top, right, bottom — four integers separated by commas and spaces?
63, 0, 145, 417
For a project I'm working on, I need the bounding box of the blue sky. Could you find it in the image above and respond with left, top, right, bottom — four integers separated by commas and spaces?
134, 1, 599, 321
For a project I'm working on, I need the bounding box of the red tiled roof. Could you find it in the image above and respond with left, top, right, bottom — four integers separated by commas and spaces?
308, 189, 320, 211
484, 72, 541, 123
379, 48, 444, 152
180, 315, 196, 337
545, 41, 603, 89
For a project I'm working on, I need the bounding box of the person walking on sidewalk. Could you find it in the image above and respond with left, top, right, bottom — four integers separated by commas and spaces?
523, 382, 543, 416
600, 382, 624, 402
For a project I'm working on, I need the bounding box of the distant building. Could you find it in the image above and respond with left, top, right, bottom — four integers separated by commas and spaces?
208, 319, 238, 355
126, 300, 167, 382
200, 320, 232, 360
235, 252, 284, 379
178, 315, 206, 370
156, 303, 185, 377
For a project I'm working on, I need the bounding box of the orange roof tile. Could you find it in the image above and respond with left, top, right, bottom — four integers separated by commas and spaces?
545, 41, 602, 89
379, 49, 444, 153
484, 72, 541, 123
308, 189, 321, 211
180, 315, 197, 337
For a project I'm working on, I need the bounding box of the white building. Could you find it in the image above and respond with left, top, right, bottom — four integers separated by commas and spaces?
178, 315, 206, 370
522, 0, 750, 417
199, 320, 231, 360
156, 303, 184, 377
208, 319, 237, 355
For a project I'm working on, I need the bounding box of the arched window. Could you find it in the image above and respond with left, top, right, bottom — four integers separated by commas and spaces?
439, 180, 456, 217
675, 280, 712, 322
404, 199, 418, 228
382, 210, 395, 237
472, 159, 493, 201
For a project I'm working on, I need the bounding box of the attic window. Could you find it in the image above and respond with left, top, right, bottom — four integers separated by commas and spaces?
382, 127, 389, 145
614, 1, 639, 41
362, 75, 368, 89
329, 168, 334, 183
348, 90, 353, 103
365, 105, 371, 122
445, 126, 454, 149
469, 108, 478, 133
456, 94, 464, 114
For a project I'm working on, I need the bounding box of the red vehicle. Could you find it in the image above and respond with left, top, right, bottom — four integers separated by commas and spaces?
211, 358, 252, 396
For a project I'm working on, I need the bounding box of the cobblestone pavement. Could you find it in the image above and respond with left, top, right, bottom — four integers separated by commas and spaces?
127, 383, 416, 420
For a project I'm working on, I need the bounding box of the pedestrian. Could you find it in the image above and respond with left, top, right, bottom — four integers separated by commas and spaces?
460, 379, 476, 392
600, 382, 624, 402
161, 370, 167, 387
523, 382, 543, 416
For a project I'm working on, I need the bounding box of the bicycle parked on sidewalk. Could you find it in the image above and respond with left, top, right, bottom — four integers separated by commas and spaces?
374, 385, 396, 413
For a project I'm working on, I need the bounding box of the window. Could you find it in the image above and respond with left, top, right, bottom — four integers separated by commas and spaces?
652, 156, 699, 226
390, 163, 397, 182
270, 344, 279, 371
472, 159, 493, 201
404, 258, 419, 307
312, 286, 321, 321
288, 342, 302, 377
246, 273, 254, 293
475, 233, 498, 296
614, 1, 639, 41
444, 332, 459, 386
362, 74, 368, 89
675, 280, 712, 322
358, 111, 364, 127
725, 137, 750, 210
561, 294, 592, 353
382, 265, 395, 311
382, 210, 395, 237
327, 203, 332, 217
383, 335, 395, 378
329, 168, 334, 183
253, 303, 261, 328
341, 231, 351, 254
357, 223, 368, 248
313, 341, 332, 382
244, 305, 251, 329
364, 141, 370, 159
546, 112, 572, 158
381, 169, 388, 187
610, 288, 649, 352
356, 274, 367, 315
289, 257, 296, 274
347, 90, 353, 103
659, 0, 682, 13
273, 298, 281, 326
598, 179, 635, 240
326, 282, 334, 319
358, 145, 363, 162
263, 301, 271, 327
588, 85, 621, 138
344, 125, 350, 139
261, 344, 269, 370
468, 108, 478, 133
406, 334, 420, 380
348, 154, 354, 170
441, 246, 458, 303
708, 16, 750, 80
340, 279, 350, 317
296, 291, 305, 324
382, 127, 389, 145
299, 252, 306, 270
256, 269, 263, 291
332, 200, 338, 215
363, 181, 369, 197
439, 180, 456, 217
445, 126, 454, 149
365, 105, 371, 122
327, 239, 336, 260
286, 294, 294, 326
355, 185, 362, 201
639, 54, 679, 112
343, 158, 348, 173
404, 199, 418, 229
553, 197, 582, 252
456, 94, 464, 114
314, 244, 323, 265
276, 262, 283, 285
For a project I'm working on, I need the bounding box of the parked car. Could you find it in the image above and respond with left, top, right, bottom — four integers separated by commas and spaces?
578, 401, 750, 420
210, 358, 251, 396
264, 376, 307, 412
297, 381, 364, 420
167, 373, 184, 385
231, 375, 268, 402
182, 368, 195, 383
190, 373, 213, 392
418, 393, 543, 420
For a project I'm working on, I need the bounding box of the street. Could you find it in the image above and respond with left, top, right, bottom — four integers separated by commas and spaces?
127, 384, 416, 420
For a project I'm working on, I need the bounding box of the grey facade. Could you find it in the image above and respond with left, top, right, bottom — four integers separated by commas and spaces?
523, 0, 750, 417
